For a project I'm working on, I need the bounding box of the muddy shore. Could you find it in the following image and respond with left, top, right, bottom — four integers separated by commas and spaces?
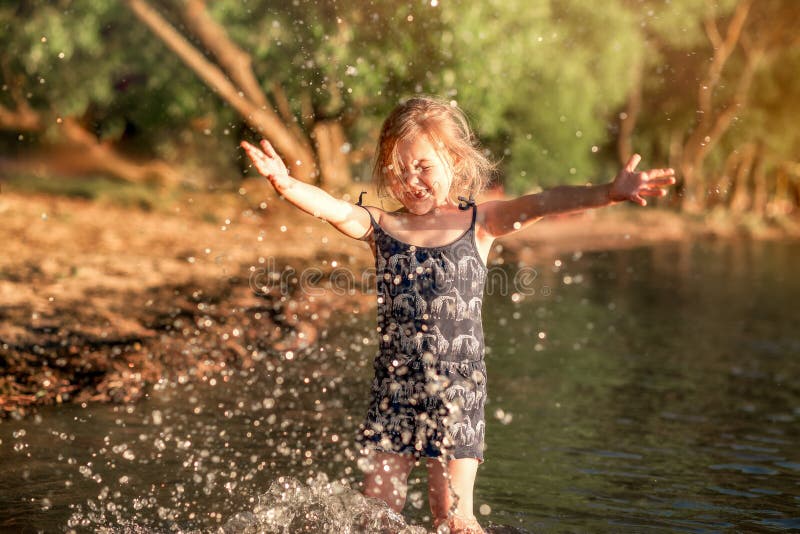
1, 182, 796, 418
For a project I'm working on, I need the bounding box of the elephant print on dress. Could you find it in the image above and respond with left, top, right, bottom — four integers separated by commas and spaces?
399, 330, 424, 354
451, 326, 481, 359
449, 415, 476, 447
431, 287, 469, 321
392, 293, 427, 319
430, 294, 456, 320
445, 384, 467, 405
356, 202, 488, 462
475, 420, 485, 445
445, 382, 482, 410
467, 297, 482, 321
426, 325, 450, 356
458, 256, 486, 293
428, 254, 457, 291
388, 251, 427, 278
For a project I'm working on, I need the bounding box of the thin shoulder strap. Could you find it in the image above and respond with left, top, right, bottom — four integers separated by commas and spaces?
355, 191, 378, 230
457, 194, 478, 227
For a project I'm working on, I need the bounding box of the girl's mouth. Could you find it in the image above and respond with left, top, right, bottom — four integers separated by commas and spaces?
409, 189, 431, 200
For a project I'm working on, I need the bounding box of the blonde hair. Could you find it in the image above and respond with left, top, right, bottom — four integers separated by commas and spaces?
372, 95, 496, 204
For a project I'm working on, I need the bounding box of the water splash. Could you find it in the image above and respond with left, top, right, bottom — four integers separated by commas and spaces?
66, 473, 427, 533
219, 473, 426, 533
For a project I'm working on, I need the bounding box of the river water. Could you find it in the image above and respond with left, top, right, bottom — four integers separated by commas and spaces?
2, 240, 799, 532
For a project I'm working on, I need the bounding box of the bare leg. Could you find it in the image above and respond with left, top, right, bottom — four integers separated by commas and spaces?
360, 450, 416, 513
427, 457, 484, 533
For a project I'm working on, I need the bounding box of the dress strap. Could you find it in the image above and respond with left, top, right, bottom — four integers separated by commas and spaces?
458, 194, 476, 210
355, 192, 378, 231
458, 194, 478, 227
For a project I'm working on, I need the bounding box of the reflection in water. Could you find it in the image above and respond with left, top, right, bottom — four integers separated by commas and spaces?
481, 239, 800, 532
1, 240, 799, 532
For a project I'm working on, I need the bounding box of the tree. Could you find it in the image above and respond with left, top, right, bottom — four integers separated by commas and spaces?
624, 0, 800, 213
436, 0, 643, 194
0, 0, 189, 184
124, 0, 450, 190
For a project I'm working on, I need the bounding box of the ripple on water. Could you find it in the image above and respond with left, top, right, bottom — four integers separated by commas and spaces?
709, 464, 779, 476
774, 461, 800, 472
752, 517, 800, 530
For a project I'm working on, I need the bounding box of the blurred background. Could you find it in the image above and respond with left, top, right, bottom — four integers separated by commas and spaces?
2, 0, 798, 211
1, 1, 799, 532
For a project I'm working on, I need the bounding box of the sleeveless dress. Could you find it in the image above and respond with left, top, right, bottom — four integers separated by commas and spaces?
355, 195, 488, 462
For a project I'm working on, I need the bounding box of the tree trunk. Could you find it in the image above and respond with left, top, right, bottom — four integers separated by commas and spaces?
768, 165, 789, 217
679, 0, 756, 213
710, 149, 742, 209
60, 118, 182, 184
125, 0, 318, 183
617, 59, 642, 165
728, 143, 756, 213
751, 146, 767, 217
312, 120, 352, 191
180, 0, 355, 189
0, 100, 180, 184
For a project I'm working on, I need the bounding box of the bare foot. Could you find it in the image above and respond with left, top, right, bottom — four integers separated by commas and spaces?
434, 513, 486, 534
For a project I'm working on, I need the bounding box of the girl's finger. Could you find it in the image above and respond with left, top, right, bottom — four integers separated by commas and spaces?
647, 168, 676, 178
241, 143, 264, 161
640, 188, 667, 197
631, 193, 647, 206
260, 139, 278, 159
625, 153, 642, 172
646, 177, 676, 187
242, 140, 264, 156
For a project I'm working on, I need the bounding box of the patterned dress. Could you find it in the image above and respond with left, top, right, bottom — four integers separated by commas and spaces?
356, 196, 488, 462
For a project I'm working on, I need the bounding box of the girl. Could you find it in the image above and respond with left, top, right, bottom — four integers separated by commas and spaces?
241, 96, 675, 533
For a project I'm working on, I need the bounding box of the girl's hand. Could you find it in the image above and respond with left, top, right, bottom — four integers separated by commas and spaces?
609, 154, 676, 206
240, 139, 291, 188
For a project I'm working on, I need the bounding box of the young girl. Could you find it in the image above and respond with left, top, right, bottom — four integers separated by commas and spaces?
241, 96, 675, 533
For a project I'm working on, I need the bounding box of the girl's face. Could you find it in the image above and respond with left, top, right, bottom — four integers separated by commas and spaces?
388, 133, 456, 214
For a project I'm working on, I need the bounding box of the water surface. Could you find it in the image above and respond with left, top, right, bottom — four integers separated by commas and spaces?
2, 239, 799, 532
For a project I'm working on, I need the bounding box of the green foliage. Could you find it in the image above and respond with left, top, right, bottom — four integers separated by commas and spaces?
1, 0, 798, 206
0, 1, 237, 172
207, 1, 450, 158
437, 0, 641, 192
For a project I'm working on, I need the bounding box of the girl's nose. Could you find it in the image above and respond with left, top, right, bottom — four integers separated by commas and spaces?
403, 169, 420, 185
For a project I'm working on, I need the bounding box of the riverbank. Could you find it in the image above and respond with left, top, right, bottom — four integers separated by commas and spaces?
1, 183, 797, 418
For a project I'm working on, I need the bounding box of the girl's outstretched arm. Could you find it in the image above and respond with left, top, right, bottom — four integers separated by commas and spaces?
481, 154, 675, 239
241, 139, 371, 240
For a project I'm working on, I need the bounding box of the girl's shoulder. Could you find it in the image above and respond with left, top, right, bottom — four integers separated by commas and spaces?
359, 204, 389, 224
360, 205, 409, 225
